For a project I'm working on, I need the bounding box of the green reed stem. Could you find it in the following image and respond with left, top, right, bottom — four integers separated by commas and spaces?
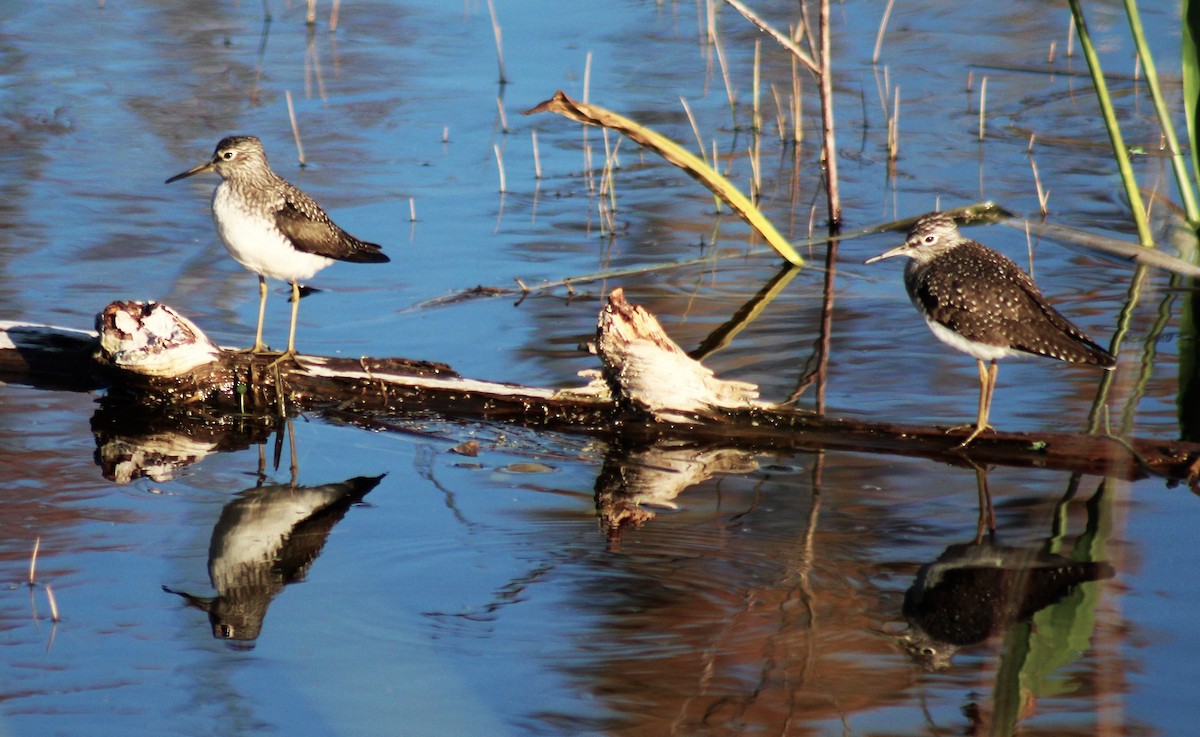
1123, 0, 1200, 224
1066, 0, 1153, 246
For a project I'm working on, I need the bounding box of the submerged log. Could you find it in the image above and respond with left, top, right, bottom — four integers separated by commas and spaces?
4, 293, 1200, 484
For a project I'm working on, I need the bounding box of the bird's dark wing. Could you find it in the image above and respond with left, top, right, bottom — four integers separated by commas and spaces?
274, 188, 389, 264
913, 243, 1113, 366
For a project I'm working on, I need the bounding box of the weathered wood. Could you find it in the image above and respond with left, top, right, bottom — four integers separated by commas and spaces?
4, 292, 1200, 485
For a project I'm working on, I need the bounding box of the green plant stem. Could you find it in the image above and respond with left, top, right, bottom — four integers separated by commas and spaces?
1067, 0, 1153, 246
1123, 0, 1200, 224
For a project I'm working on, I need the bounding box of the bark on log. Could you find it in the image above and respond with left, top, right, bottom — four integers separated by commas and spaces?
4, 293, 1200, 486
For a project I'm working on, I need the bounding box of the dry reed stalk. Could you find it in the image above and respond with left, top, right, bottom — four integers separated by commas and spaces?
306, 0, 316, 25
442, 126, 449, 143
792, 56, 802, 144
680, 97, 708, 162
887, 85, 900, 161
770, 83, 787, 142
1030, 155, 1049, 214
712, 140, 723, 213
494, 144, 506, 193
286, 90, 306, 166
874, 64, 890, 120
329, 0, 340, 30
1024, 221, 1036, 279
45, 584, 59, 622
532, 129, 542, 179
599, 129, 619, 234
409, 197, 416, 222
978, 76, 988, 141
28, 537, 39, 585
1048, 40, 1057, 63
753, 39, 762, 132
749, 142, 762, 202
872, 0, 896, 64
583, 139, 595, 194
584, 50, 593, 103
487, 0, 507, 84
713, 29, 737, 125
817, 0, 840, 224
1067, 14, 1076, 57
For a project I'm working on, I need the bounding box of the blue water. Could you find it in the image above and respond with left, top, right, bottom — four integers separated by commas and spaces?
0, 1, 1194, 735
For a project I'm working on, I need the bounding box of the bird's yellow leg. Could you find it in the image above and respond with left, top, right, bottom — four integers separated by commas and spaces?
266, 280, 301, 368
236, 276, 273, 354
955, 359, 998, 448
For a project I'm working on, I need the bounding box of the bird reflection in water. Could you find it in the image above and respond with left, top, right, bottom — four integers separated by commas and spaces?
164, 424, 384, 644
899, 467, 1114, 670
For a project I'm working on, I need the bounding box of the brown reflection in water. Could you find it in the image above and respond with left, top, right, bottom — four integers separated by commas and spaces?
900, 541, 1114, 671
595, 440, 759, 548
574, 446, 912, 735
563, 449, 1121, 735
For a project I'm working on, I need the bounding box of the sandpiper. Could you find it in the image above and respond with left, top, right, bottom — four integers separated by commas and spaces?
865, 212, 1115, 446
166, 135, 388, 358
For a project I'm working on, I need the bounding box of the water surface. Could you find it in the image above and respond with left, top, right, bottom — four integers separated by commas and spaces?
0, 1, 1195, 735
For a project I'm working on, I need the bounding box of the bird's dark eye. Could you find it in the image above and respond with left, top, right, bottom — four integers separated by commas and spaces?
924, 235, 935, 244
222, 151, 235, 160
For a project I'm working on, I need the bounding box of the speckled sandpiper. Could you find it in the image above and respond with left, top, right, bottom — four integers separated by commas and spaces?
166, 135, 388, 358
865, 212, 1116, 447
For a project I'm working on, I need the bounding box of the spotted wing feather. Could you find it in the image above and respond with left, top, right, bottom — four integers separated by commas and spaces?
907, 242, 1114, 367
273, 185, 389, 264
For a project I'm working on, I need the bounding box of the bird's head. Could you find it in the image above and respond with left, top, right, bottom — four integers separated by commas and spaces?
865, 212, 964, 265
166, 135, 270, 184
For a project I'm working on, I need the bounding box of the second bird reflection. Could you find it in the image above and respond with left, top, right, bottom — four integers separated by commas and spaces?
165, 473, 384, 644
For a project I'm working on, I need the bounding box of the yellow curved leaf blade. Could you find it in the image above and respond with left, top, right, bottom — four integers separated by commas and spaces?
525, 90, 803, 267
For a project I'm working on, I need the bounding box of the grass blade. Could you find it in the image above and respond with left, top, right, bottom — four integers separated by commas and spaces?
525, 91, 804, 266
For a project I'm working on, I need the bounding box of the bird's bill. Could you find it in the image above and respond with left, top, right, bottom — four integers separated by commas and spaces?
864, 243, 910, 264
165, 159, 215, 184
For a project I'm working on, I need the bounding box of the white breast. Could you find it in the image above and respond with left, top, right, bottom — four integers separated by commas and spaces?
212, 183, 333, 282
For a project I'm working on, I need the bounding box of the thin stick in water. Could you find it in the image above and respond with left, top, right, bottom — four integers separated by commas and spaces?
486, 0, 507, 84
872, 0, 896, 64
792, 56, 802, 144
713, 31, 737, 127
583, 50, 592, 104
977, 76, 988, 141
409, 197, 416, 222
286, 90, 306, 166
1030, 154, 1049, 214
888, 85, 900, 161
680, 97, 708, 162
329, 0, 340, 31
532, 129, 542, 179
1025, 220, 1035, 278
28, 537, 39, 586
493, 144, 506, 193
770, 83, 786, 143
752, 39, 762, 133
45, 584, 59, 622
